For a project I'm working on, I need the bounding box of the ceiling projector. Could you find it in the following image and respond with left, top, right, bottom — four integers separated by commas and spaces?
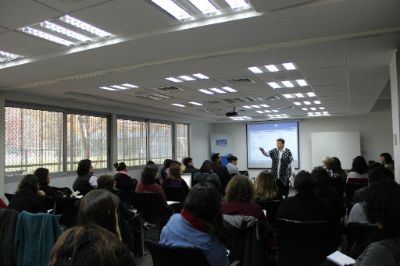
226, 108, 238, 117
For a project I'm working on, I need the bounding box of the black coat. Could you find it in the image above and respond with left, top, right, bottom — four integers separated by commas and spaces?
183, 165, 199, 177
277, 190, 335, 224
7, 192, 53, 213
212, 164, 231, 192
316, 186, 345, 222
73, 174, 94, 195
0, 209, 19, 266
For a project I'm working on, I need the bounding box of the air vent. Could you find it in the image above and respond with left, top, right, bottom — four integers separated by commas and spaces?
225, 78, 255, 86
265, 96, 281, 101
279, 106, 296, 110
137, 93, 172, 101
224, 98, 245, 104
154, 86, 183, 93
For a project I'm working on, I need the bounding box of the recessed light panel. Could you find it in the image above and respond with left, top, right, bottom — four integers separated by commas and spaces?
189, 101, 203, 106
19, 15, 113, 47
172, 103, 186, 107
265, 64, 279, 72
268, 82, 281, 89
166, 73, 209, 83
0, 50, 23, 63
282, 62, 296, 70
198, 89, 214, 95
248, 66, 262, 74
99, 83, 139, 91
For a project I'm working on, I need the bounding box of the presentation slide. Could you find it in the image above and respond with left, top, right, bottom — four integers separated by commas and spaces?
247, 121, 299, 169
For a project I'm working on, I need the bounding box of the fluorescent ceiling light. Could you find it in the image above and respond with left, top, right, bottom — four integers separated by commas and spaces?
59, 15, 112, 37
40, 21, 91, 42
310, 107, 316, 111
296, 79, 308, 87
315, 112, 321, 115
264, 110, 271, 113
193, 73, 209, 79
221, 86, 237, 92
265, 64, 279, 72
149, 0, 193, 20
319, 107, 325, 110
272, 110, 279, 113
268, 82, 281, 89
0, 50, 23, 63
199, 89, 214, 95
323, 111, 329, 115
19, 27, 75, 46
307, 92, 316, 97
210, 88, 226, 94
304, 101, 311, 105
179, 75, 196, 81
293, 102, 301, 106
314, 100, 321, 104
248, 66, 262, 74
282, 81, 294, 88
172, 103, 185, 107
166, 77, 182, 83
302, 108, 308, 111
189, 101, 203, 106
282, 94, 293, 99
111, 85, 129, 90
260, 104, 269, 108
99, 86, 117, 91
282, 62, 296, 70
121, 83, 138, 88
224, 0, 250, 10
256, 111, 264, 114
242, 105, 251, 109
295, 93, 304, 98
188, 0, 220, 15
251, 105, 261, 108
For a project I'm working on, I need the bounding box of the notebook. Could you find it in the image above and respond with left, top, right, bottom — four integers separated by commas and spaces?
326, 251, 356, 266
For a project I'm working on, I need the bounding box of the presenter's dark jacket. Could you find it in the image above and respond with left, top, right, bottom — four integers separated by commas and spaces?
268, 148, 293, 184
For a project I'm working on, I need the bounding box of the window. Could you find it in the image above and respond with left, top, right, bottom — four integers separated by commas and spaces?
117, 119, 147, 166
67, 114, 108, 171
149, 122, 172, 164
176, 123, 189, 162
5, 107, 63, 176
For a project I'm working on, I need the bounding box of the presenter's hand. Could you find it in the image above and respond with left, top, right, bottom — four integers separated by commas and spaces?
259, 147, 267, 156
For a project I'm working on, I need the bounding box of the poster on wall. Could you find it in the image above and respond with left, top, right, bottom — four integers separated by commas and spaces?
210, 134, 232, 165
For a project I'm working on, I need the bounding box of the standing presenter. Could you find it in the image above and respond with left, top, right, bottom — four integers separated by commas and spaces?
259, 138, 293, 197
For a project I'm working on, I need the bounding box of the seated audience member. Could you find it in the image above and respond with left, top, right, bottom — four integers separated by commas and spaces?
193, 160, 221, 191
0, 198, 6, 208
73, 159, 97, 195
211, 153, 231, 193
355, 180, 400, 266
226, 155, 239, 176
160, 182, 229, 266
135, 165, 167, 207
379, 152, 394, 173
349, 167, 395, 224
8, 174, 53, 213
146, 160, 155, 165
254, 170, 282, 201
346, 156, 369, 184
312, 167, 345, 222
163, 162, 190, 195
326, 157, 347, 196
182, 157, 199, 177
221, 175, 266, 221
322, 156, 331, 169
113, 162, 137, 192
353, 166, 394, 203
160, 159, 173, 181
277, 171, 334, 223
34, 167, 60, 199
97, 175, 116, 191
49, 189, 136, 266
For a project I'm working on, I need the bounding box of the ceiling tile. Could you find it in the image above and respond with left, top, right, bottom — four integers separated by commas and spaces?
35, 0, 113, 13
0, 0, 62, 29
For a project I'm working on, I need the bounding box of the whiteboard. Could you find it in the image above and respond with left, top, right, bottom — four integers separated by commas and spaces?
311, 131, 361, 170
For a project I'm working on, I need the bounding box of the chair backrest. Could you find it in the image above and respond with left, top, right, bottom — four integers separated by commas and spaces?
346, 222, 379, 244
163, 187, 186, 202
344, 183, 368, 206
145, 240, 210, 266
5, 193, 14, 202
277, 218, 333, 266
129, 192, 161, 224
255, 199, 282, 227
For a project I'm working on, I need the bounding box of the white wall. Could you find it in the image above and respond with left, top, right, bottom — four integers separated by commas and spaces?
212, 112, 393, 178
390, 50, 400, 182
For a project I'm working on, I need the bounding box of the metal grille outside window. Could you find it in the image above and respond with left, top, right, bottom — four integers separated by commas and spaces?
149, 122, 172, 164
117, 119, 147, 166
176, 123, 189, 162
67, 114, 107, 171
5, 107, 63, 176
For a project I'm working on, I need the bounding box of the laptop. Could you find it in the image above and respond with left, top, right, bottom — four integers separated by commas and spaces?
181, 173, 192, 188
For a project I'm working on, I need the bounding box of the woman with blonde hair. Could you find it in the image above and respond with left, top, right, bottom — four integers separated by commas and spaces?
254, 171, 282, 201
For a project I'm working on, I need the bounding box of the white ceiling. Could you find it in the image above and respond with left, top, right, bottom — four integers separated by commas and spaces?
0, 0, 399, 122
